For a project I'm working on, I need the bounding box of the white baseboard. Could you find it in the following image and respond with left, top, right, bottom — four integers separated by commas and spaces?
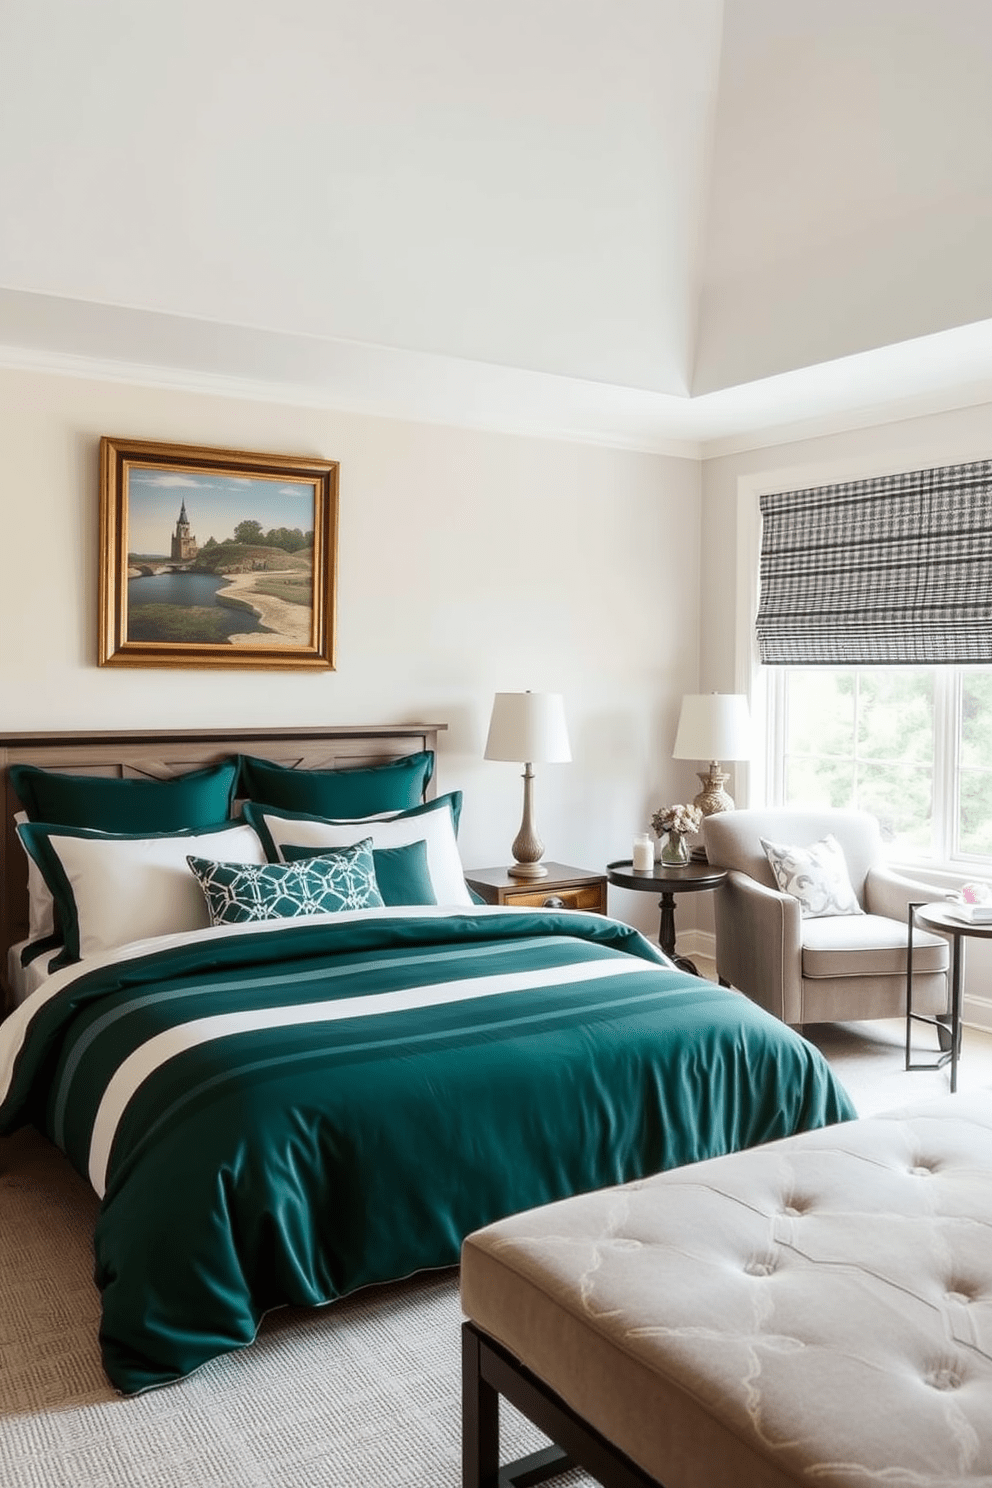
677, 928, 716, 966
964, 993, 992, 1033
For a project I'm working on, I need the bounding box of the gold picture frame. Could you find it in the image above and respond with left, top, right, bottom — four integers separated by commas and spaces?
98, 437, 338, 670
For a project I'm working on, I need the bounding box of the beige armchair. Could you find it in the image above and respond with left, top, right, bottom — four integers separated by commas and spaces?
701, 808, 949, 1028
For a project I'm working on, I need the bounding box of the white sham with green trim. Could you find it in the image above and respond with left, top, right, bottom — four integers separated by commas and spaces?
17, 820, 267, 963
242, 793, 471, 907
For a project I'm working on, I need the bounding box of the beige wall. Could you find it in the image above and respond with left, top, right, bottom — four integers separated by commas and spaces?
0, 366, 703, 940
7, 361, 990, 979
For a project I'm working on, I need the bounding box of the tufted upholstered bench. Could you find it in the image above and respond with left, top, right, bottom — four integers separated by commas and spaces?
461, 1090, 992, 1488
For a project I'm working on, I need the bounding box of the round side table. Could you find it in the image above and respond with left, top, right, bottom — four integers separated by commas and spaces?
907, 900, 990, 1094
606, 859, 728, 976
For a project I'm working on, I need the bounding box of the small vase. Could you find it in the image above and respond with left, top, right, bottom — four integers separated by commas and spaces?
660, 831, 690, 867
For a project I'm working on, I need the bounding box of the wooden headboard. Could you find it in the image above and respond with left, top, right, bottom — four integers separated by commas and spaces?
0, 723, 445, 1005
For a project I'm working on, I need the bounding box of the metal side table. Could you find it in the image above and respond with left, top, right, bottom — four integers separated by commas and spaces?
906, 900, 986, 1094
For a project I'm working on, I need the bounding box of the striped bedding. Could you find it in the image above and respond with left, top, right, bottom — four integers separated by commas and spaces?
0, 906, 855, 1393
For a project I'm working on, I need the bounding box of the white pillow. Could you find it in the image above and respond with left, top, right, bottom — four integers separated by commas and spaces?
760, 833, 864, 919
21, 821, 266, 960
248, 800, 472, 907
16, 810, 55, 940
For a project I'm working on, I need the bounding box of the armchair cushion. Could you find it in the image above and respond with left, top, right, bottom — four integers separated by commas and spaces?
761, 832, 864, 918
801, 914, 948, 980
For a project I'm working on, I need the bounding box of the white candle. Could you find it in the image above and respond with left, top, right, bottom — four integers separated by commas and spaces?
632, 833, 654, 871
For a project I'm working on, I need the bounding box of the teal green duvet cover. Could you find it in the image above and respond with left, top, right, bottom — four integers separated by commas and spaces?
0, 908, 855, 1392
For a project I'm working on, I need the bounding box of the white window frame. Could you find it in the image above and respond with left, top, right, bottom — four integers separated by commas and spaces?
734, 467, 992, 877
764, 665, 970, 871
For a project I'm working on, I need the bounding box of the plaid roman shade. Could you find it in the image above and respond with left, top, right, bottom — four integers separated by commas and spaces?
755, 460, 992, 664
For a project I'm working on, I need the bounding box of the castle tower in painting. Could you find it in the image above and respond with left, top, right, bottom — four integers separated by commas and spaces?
170, 500, 198, 562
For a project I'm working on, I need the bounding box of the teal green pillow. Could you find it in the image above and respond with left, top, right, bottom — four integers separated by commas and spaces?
10, 760, 238, 831
186, 841, 383, 925
236, 750, 434, 818
282, 838, 437, 906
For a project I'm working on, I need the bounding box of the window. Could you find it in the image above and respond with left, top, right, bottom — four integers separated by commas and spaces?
751, 456, 992, 871
767, 665, 992, 866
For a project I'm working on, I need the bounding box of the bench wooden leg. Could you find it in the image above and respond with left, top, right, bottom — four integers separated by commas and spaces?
463, 1322, 570, 1488
462, 1321, 500, 1488
462, 1322, 662, 1488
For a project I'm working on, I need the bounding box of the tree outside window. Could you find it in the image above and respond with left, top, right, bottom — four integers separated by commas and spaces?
774, 666, 992, 866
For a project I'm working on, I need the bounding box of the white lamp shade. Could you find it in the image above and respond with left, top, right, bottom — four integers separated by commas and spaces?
484, 692, 571, 764
673, 693, 751, 761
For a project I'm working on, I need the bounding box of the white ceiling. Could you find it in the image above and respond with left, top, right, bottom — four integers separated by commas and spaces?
3, 0, 992, 454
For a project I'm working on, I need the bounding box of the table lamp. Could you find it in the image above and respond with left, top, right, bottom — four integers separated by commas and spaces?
673, 693, 751, 815
484, 692, 571, 877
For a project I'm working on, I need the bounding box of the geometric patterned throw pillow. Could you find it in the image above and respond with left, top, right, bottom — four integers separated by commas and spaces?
186, 838, 384, 926
759, 832, 865, 919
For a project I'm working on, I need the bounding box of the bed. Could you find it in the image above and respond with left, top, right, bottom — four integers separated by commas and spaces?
0, 726, 856, 1395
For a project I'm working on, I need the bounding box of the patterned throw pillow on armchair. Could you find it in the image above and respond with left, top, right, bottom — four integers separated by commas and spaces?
760, 833, 865, 918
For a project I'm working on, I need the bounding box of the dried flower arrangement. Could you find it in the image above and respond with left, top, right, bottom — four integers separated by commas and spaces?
651, 802, 703, 839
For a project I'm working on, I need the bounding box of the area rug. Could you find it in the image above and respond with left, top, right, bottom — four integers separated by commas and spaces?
0, 1126, 592, 1488
4, 1018, 990, 1487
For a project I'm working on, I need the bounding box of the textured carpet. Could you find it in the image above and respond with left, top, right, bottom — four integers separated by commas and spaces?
804, 1016, 992, 1116
2, 1019, 990, 1487
0, 1127, 592, 1488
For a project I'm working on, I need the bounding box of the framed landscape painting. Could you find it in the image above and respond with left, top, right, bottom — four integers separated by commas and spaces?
98, 438, 338, 669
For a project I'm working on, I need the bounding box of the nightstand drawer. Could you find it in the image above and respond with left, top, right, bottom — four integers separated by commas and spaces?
502, 883, 606, 913
464, 864, 607, 914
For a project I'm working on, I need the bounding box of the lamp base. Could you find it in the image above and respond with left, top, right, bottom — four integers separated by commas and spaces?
506, 763, 548, 878
693, 762, 735, 816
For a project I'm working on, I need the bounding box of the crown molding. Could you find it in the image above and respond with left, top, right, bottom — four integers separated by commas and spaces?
1, 286, 992, 462
0, 288, 703, 458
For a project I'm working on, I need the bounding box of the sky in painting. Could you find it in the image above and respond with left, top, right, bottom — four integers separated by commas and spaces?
127, 468, 317, 555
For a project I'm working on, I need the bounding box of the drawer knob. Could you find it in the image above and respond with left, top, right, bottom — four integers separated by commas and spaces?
542, 895, 566, 908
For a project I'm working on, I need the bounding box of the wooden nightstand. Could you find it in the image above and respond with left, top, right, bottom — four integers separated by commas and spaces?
464, 863, 608, 914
